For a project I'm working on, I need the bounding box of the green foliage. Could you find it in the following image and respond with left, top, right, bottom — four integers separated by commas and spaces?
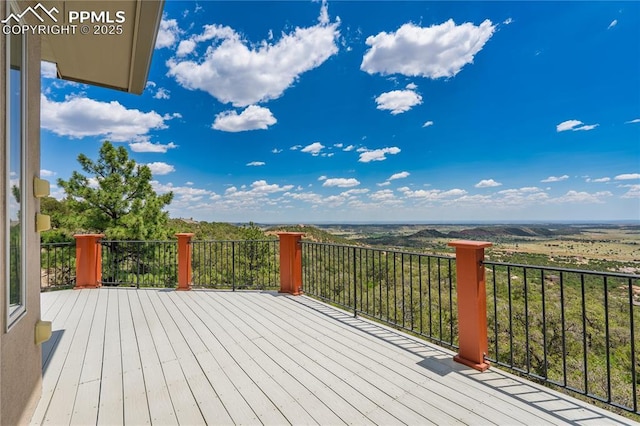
40, 197, 75, 243
302, 245, 458, 347
57, 141, 173, 240
189, 222, 279, 289
40, 242, 75, 290
9, 223, 21, 304
267, 224, 354, 244
167, 219, 247, 240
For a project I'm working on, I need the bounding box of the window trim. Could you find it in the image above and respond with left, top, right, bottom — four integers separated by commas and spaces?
6, 19, 28, 330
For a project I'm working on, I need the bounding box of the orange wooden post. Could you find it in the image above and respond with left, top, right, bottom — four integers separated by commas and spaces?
176, 233, 195, 291
278, 232, 304, 295
448, 240, 493, 371
74, 234, 104, 289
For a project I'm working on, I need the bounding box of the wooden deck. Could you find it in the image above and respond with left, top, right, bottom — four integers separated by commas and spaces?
32, 288, 635, 425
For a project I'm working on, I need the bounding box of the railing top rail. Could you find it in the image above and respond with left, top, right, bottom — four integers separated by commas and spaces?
191, 239, 278, 243
99, 239, 176, 243
482, 259, 640, 279
41, 242, 75, 247
301, 240, 455, 260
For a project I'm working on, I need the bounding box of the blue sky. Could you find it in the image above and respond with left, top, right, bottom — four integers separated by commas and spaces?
40, 1, 639, 223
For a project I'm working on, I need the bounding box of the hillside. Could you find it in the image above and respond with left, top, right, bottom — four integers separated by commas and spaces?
168, 220, 353, 244
357, 225, 582, 249
265, 224, 354, 244
168, 219, 248, 240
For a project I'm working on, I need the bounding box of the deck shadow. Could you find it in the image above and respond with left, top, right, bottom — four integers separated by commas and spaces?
41, 329, 64, 375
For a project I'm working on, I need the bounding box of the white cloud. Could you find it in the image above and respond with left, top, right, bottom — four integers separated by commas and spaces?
358, 147, 401, 163
575, 124, 598, 131
318, 175, 327, 181
375, 90, 423, 114
608, 19, 618, 29
625, 118, 640, 124
290, 145, 302, 151
556, 120, 581, 132
503, 17, 514, 25
272, 148, 283, 154
361, 19, 495, 79
343, 145, 355, 152
615, 173, 640, 180
405, 83, 417, 90
369, 189, 396, 202
212, 105, 277, 132
41, 95, 174, 142
146, 162, 175, 175
388, 171, 410, 181
224, 180, 294, 201
249, 180, 293, 194
301, 142, 325, 156
151, 180, 218, 205
322, 178, 360, 188
587, 177, 611, 183
156, 17, 182, 49
247, 161, 265, 166
41, 61, 57, 79
166, 3, 340, 107
400, 187, 468, 200
422, 120, 434, 128
541, 175, 569, 183
318, 0, 329, 25
153, 88, 171, 100
556, 119, 599, 132
129, 141, 178, 153
87, 178, 99, 189
40, 169, 56, 177
495, 187, 547, 206
475, 179, 502, 188
497, 187, 543, 195
621, 185, 640, 199
284, 191, 323, 204
176, 39, 197, 57
377, 181, 391, 187
553, 190, 612, 204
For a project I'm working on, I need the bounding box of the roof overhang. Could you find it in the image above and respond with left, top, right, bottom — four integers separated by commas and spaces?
37, 0, 164, 94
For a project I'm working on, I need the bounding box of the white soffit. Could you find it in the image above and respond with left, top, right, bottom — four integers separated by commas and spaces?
39, 0, 164, 94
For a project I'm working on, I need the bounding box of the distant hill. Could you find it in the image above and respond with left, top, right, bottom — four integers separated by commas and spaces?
168, 220, 586, 249
357, 225, 581, 249
411, 229, 447, 238
265, 225, 354, 244
168, 220, 355, 244
448, 226, 567, 239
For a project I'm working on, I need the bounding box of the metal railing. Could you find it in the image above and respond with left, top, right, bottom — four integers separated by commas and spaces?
484, 260, 640, 414
301, 242, 458, 349
100, 240, 178, 287
40, 242, 76, 290
191, 240, 279, 290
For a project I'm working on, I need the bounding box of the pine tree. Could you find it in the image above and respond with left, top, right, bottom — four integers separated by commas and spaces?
57, 141, 173, 240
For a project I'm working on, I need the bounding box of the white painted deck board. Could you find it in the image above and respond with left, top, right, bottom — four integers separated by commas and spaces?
182, 291, 290, 426
128, 290, 178, 425
271, 297, 525, 424
97, 289, 124, 426
118, 289, 151, 426
211, 294, 349, 425
33, 288, 638, 426
149, 290, 233, 425
38, 290, 98, 425
168, 292, 262, 425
